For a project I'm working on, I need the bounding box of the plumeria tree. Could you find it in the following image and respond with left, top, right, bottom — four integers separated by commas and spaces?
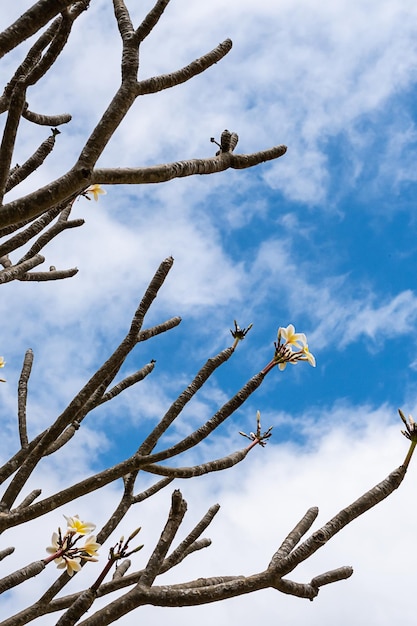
1, 2, 416, 625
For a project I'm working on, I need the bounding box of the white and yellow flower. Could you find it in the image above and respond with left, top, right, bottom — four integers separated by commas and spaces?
45, 532, 62, 562
57, 556, 82, 577
278, 324, 307, 348
300, 344, 316, 367
81, 535, 101, 559
64, 514, 96, 536
85, 184, 106, 201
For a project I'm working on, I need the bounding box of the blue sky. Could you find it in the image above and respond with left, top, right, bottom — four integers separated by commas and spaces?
2, 1, 417, 624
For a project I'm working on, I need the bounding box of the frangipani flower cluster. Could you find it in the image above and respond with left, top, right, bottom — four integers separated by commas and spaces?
45, 515, 100, 576
0, 356, 5, 382
276, 324, 316, 370
262, 324, 316, 374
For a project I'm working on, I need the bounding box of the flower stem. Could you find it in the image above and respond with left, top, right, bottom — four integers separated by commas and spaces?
261, 359, 277, 375
402, 440, 417, 470
90, 556, 116, 592
43, 548, 65, 565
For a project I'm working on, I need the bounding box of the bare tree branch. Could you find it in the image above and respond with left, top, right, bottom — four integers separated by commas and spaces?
0, 206, 63, 257
17, 349, 34, 448
135, 0, 171, 43
0, 80, 27, 204
142, 446, 252, 478
136, 39, 233, 96
140, 489, 187, 587
92, 145, 287, 186
0, 18, 61, 113
0, 0, 87, 58
17, 267, 79, 282
21, 108, 72, 126
5, 129, 61, 193
0, 255, 45, 284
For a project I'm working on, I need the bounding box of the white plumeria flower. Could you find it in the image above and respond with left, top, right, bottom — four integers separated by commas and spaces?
278, 324, 307, 348
45, 532, 61, 561
57, 556, 82, 576
85, 184, 106, 201
81, 535, 101, 559
64, 515, 96, 535
301, 344, 316, 367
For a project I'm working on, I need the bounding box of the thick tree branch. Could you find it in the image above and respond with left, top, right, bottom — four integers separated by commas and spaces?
0, 206, 64, 257
137, 316, 182, 342
269, 506, 319, 567
92, 146, 287, 185
0, 255, 45, 284
112, 0, 135, 39
274, 466, 406, 578
0, 0, 86, 58
0, 18, 60, 112
136, 0, 171, 42
17, 213, 83, 263
18, 267, 79, 281
97, 361, 156, 405
137, 38, 232, 96
21, 108, 72, 126
0, 80, 27, 204
139, 489, 187, 587
142, 446, 251, 478
17, 349, 34, 448
5, 129, 61, 194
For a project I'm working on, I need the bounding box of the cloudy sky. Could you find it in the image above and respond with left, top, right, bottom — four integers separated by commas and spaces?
2, 0, 417, 624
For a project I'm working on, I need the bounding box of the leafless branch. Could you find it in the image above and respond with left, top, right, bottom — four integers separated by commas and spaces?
142, 446, 252, 478
17, 349, 34, 448
5, 129, 61, 193
0, 0, 84, 58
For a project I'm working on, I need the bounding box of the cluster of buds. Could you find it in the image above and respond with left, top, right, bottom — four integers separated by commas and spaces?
90, 528, 143, 592
240, 410, 273, 448
210, 129, 239, 155
262, 324, 316, 374
45, 515, 100, 576
0, 356, 5, 382
230, 320, 253, 349
399, 409, 417, 469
